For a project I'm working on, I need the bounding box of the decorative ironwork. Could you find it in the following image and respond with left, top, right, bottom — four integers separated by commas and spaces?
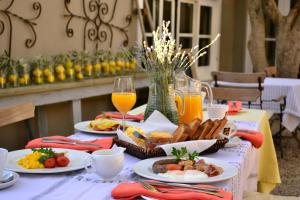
0, 0, 42, 57
64, 0, 132, 51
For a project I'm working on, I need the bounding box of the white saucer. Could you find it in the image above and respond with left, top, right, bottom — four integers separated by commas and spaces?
0, 170, 19, 190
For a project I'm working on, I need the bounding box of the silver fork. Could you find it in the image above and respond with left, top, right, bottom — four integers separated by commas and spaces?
140, 181, 224, 198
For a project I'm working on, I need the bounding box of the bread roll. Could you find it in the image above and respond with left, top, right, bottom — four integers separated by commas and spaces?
172, 124, 190, 143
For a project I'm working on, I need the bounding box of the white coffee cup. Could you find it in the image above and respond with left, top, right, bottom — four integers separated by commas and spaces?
86, 147, 125, 181
207, 104, 229, 120
0, 148, 8, 181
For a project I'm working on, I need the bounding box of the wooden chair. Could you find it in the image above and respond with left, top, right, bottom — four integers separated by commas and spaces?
0, 103, 35, 140
264, 66, 277, 77
211, 71, 265, 109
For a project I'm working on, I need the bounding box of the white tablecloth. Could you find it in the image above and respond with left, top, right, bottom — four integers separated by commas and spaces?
0, 121, 259, 200
262, 78, 300, 131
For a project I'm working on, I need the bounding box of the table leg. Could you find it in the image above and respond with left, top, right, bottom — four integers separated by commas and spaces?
72, 99, 82, 128
37, 106, 48, 137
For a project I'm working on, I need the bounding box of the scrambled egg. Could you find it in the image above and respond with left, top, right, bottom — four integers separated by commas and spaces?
125, 126, 146, 147
18, 151, 45, 169
89, 118, 120, 131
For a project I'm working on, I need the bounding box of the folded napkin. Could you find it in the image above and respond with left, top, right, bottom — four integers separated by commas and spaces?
234, 130, 264, 148
25, 136, 113, 151
95, 112, 144, 121
111, 182, 232, 200
227, 101, 242, 115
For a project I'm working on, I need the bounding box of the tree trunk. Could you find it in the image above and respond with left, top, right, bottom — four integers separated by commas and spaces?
247, 0, 268, 72
276, 17, 300, 77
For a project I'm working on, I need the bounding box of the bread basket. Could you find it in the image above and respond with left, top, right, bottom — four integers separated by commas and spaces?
113, 137, 228, 160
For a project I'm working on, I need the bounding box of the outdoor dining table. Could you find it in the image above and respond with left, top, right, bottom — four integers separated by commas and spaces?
262, 77, 300, 132
0, 108, 280, 200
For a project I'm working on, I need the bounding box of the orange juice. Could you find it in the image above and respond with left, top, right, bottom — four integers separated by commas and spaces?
177, 94, 203, 124
112, 92, 136, 113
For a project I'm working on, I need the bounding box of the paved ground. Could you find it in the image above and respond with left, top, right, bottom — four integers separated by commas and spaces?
272, 130, 300, 197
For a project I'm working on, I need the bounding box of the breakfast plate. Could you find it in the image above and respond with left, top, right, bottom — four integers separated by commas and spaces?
5, 148, 91, 174
74, 121, 117, 134
133, 156, 238, 184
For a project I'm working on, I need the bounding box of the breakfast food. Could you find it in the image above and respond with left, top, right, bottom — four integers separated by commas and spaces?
18, 148, 70, 169
167, 117, 227, 143
125, 126, 146, 147
149, 132, 173, 144
89, 118, 120, 131
152, 147, 223, 178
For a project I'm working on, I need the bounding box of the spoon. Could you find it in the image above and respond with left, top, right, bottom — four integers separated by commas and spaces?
0, 172, 14, 184
133, 131, 148, 141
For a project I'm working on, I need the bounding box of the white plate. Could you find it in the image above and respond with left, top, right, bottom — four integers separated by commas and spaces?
133, 156, 238, 184
74, 121, 117, 134
5, 148, 91, 174
0, 170, 19, 190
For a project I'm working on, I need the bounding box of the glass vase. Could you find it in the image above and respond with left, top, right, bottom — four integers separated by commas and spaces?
144, 76, 178, 124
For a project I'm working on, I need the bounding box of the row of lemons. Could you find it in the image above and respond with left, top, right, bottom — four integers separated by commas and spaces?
0, 51, 138, 89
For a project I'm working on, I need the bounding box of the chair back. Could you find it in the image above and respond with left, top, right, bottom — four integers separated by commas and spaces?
264, 66, 277, 77
211, 71, 265, 104
0, 103, 35, 127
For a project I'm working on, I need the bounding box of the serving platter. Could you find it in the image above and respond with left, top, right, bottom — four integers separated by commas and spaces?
5, 148, 90, 174
133, 156, 238, 184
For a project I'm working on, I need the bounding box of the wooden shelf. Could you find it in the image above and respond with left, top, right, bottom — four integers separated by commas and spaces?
0, 73, 147, 98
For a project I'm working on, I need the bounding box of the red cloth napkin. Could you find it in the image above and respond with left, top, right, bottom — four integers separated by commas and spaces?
227, 101, 242, 115
111, 182, 232, 200
235, 130, 264, 148
25, 136, 113, 151
95, 112, 144, 121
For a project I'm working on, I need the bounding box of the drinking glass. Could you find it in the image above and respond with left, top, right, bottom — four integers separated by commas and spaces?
111, 76, 136, 130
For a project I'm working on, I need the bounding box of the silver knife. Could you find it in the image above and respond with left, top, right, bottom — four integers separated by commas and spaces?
42, 138, 102, 148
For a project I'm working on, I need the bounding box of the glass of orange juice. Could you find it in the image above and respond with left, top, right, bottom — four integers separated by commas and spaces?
178, 94, 203, 124
112, 76, 136, 130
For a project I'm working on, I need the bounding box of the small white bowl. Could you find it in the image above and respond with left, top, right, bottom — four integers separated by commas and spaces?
207, 104, 229, 120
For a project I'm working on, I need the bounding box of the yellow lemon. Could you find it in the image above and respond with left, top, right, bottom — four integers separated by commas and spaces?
94, 63, 101, 71
33, 69, 42, 77
66, 68, 75, 76
43, 68, 51, 77
57, 73, 66, 81
0, 77, 6, 87
24, 74, 30, 81
34, 77, 43, 84
116, 60, 125, 67
74, 64, 82, 72
130, 62, 136, 70
55, 65, 65, 74
109, 61, 116, 67
125, 61, 130, 68
102, 62, 109, 68
47, 75, 55, 83
18, 77, 26, 85
8, 74, 17, 82
76, 73, 84, 80
65, 59, 73, 69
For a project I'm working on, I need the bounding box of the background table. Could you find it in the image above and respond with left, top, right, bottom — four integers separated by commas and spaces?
262, 78, 300, 132
0, 109, 279, 200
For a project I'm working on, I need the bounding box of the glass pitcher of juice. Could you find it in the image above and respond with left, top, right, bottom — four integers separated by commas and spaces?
175, 72, 213, 124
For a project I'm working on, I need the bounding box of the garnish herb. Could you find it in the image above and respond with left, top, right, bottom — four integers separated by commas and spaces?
171, 147, 199, 161
188, 151, 198, 161
32, 148, 55, 163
